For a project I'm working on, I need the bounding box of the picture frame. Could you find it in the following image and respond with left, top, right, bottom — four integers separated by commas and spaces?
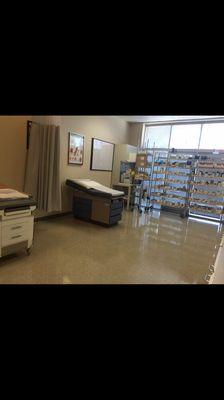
90, 138, 115, 171
68, 132, 84, 165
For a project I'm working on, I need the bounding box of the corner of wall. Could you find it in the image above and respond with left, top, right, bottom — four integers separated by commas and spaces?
128, 122, 144, 147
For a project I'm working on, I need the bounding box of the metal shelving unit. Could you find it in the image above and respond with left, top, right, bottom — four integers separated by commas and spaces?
189, 154, 224, 222
149, 149, 193, 218
134, 147, 224, 221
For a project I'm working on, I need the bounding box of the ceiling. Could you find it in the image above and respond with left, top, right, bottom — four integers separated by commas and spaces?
120, 116, 224, 123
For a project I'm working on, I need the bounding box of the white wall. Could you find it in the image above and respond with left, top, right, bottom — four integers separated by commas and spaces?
128, 123, 143, 147
0, 116, 30, 190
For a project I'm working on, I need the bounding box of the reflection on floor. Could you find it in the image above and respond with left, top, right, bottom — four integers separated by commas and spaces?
0, 210, 223, 284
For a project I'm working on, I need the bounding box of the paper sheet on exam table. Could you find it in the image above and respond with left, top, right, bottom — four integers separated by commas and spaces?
70, 179, 124, 197
0, 188, 29, 200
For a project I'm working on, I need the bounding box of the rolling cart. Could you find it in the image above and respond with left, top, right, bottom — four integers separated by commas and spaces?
134, 150, 154, 214
133, 179, 152, 214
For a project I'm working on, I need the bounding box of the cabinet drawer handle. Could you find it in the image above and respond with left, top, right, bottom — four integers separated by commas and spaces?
11, 235, 22, 239
11, 226, 22, 230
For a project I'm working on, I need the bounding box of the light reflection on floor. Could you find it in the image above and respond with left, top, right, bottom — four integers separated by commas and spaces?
0, 210, 223, 284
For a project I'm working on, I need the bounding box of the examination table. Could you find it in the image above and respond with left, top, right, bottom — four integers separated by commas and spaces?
66, 179, 124, 226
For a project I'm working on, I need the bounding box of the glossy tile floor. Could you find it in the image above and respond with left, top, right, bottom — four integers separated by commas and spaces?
0, 210, 223, 284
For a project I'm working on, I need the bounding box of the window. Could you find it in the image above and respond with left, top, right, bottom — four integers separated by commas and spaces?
142, 121, 224, 151
143, 125, 171, 149
169, 124, 201, 149
199, 123, 224, 150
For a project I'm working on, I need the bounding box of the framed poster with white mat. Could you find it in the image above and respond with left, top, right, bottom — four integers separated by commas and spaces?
68, 132, 84, 165
90, 138, 115, 171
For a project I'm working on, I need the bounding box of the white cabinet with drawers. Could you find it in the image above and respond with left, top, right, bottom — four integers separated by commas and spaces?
0, 206, 36, 258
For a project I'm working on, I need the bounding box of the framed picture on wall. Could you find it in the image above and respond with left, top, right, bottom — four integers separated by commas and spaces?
68, 132, 84, 165
90, 138, 115, 171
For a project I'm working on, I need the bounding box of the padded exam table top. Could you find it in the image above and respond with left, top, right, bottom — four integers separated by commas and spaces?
0, 183, 36, 210
66, 179, 124, 198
